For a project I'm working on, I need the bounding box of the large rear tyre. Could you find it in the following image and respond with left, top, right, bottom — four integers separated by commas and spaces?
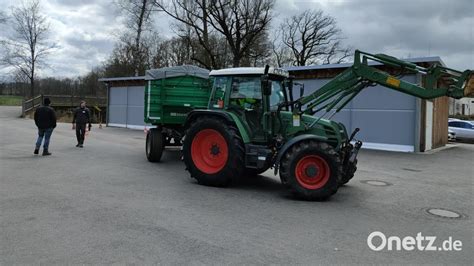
146, 128, 164, 162
182, 117, 244, 187
280, 141, 340, 201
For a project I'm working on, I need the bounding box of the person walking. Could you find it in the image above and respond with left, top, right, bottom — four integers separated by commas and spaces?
72, 100, 92, 148
34, 97, 57, 156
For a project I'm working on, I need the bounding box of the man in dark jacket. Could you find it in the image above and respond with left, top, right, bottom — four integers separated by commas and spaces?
72, 100, 92, 148
34, 97, 57, 156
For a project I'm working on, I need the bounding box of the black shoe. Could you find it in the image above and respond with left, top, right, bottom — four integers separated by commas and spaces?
34, 148, 39, 155
78, 144, 83, 148
42, 149, 52, 156
76, 143, 80, 147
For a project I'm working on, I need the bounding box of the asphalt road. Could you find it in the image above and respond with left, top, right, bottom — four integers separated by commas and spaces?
0, 106, 472, 264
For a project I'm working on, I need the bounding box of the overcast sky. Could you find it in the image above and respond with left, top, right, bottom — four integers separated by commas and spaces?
0, 0, 472, 78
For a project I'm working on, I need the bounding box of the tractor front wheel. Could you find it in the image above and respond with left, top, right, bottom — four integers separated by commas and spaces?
280, 141, 340, 200
182, 117, 244, 187
339, 159, 357, 186
146, 128, 164, 162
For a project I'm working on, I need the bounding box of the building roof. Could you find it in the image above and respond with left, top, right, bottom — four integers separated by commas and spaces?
210, 67, 289, 78
283, 56, 445, 72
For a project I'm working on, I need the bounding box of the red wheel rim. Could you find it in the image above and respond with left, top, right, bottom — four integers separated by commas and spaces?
295, 155, 330, 189
191, 129, 228, 174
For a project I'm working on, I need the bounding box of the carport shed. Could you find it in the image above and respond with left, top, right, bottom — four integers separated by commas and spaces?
98, 76, 147, 130
284, 56, 450, 152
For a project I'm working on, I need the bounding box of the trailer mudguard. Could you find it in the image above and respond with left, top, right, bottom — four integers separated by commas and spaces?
184, 109, 251, 143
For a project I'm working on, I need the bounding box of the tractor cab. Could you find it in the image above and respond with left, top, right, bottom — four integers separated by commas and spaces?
208, 67, 290, 142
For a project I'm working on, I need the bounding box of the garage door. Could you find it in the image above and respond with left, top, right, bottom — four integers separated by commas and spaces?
108, 86, 146, 129
296, 75, 417, 152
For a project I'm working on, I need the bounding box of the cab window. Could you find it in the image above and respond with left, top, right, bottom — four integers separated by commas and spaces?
229, 77, 262, 110
210, 76, 227, 108
230, 77, 261, 99
269, 80, 286, 111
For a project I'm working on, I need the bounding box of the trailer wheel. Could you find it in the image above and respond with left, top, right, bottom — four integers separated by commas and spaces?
183, 117, 244, 187
280, 141, 340, 200
339, 159, 357, 185
146, 128, 164, 162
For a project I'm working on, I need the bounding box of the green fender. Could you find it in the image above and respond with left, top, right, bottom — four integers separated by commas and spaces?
184, 109, 250, 143
273, 134, 329, 175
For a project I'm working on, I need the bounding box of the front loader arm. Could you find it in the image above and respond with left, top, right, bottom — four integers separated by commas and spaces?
297, 50, 473, 116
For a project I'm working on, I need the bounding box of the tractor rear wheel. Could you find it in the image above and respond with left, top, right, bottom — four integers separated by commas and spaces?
146, 128, 164, 162
280, 141, 340, 200
183, 117, 244, 187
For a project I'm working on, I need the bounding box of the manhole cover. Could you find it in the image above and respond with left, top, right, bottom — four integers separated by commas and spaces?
425, 208, 464, 219
360, 180, 392, 187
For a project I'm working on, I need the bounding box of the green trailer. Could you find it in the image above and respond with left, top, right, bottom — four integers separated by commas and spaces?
144, 65, 211, 162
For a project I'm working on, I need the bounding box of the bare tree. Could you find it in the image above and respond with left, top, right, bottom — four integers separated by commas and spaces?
0, 11, 8, 71
104, 40, 137, 77
240, 30, 272, 67
153, 0, 221, 69
280, 9, 350, 66
117, 0, 154, 76
1, 1, 55, 97
150, 36, 194, 67
0, 10, 7, 24
207, 0, 274, 67
270, 28, 293, 67
154, 0, 274, 68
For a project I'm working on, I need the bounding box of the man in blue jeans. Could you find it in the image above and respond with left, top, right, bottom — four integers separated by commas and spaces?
34, 97, 57, 156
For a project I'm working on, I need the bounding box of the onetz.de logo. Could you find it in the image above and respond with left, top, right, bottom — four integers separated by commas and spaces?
367, 231, 462, 251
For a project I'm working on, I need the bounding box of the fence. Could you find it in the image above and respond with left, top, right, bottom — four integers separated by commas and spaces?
22, 95, 43, 116
22, 94, 107, 117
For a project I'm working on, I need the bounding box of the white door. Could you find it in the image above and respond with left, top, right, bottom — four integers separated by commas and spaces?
425, 101, 433, 151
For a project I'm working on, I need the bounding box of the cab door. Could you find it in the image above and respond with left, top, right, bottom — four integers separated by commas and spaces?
227, 76, 267, 142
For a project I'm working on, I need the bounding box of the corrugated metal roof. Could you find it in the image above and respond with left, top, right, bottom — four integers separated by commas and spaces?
283, 56, 444, 72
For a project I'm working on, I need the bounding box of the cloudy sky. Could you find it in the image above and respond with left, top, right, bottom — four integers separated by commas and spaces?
0, 0, 472, 78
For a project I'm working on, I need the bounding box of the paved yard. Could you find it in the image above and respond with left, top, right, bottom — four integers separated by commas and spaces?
0, 106, 472, 264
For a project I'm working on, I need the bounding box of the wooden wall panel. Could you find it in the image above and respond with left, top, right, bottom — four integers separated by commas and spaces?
432, 96, 449, 149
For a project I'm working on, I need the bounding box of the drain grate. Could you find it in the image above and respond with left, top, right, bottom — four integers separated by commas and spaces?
360, 180, 392, 187
425, 208, 465, 219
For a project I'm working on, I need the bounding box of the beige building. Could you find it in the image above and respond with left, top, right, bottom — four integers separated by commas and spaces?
449, 97, 474, 116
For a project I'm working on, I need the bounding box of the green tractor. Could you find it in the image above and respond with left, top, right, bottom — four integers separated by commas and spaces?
146, 51, 472, 200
